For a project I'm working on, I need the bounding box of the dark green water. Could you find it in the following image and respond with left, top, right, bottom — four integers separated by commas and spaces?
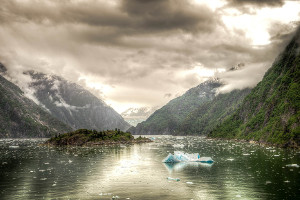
0, 136, 299, 200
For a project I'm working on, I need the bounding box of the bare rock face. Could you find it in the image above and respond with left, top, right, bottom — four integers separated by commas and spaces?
0, 71, 72, 138
24, 71, 131, 131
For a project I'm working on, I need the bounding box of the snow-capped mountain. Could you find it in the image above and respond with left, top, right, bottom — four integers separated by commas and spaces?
0, 64, 71, 138
23, 71, 131, 131
121, 106, 158, 126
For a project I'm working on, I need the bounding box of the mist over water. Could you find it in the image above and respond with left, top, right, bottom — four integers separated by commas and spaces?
0, 137, 299, 199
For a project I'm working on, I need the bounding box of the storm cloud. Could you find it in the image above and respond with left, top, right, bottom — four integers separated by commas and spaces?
0, 0, 299, 112
227, 0, 284, 7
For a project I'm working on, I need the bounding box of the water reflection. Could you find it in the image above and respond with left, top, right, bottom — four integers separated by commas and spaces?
163, 162, 213, 172
0, 137, 299, 199
78, 144, 198, 200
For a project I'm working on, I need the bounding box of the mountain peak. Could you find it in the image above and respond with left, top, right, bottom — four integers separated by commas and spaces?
23, 71, 130, 131
0, 63, 7, 73
129, 78, 222, 135
0, 72, 71, 137
229, 63, 245, 71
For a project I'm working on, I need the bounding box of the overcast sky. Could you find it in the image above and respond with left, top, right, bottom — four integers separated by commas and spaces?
0, 0, 300, 113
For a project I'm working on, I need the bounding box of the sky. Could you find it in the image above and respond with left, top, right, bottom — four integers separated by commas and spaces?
0, 0, 300, 113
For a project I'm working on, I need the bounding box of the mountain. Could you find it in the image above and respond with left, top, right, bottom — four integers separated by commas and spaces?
24, 71, 131, 131
177, 88, 251, 135
121, 106, 158, 126
0, 63, 6, 73
210, 28, 300, 148
0, 67, 71, 138
128, 78, 222, 135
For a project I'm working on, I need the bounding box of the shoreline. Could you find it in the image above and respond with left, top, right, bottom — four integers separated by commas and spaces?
44, 129, 153, 147
44, 138, 152, 147
205, 136, 299, 149
132, 134, 299, 149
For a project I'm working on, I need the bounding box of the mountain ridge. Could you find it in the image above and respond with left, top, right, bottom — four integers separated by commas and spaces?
176, 88, 251, 135
210, 28, 300, 148
24, 71, 131, 131
128, 78, 222, 135
0, 70, 72, 138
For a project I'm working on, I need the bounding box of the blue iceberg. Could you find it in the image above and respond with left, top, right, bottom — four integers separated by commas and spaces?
164, 162, 213, 172
198, 157, 214, 163
162, 151, 213, 163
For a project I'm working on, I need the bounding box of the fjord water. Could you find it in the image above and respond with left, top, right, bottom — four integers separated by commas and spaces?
0, 136, 299, 200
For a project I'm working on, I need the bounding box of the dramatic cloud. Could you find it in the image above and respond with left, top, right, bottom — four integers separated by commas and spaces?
227, 0, 284, 7
0, 0, 299, 112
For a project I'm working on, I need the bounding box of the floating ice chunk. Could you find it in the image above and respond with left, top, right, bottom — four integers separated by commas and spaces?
162, 151, 213, 163
9, 146, 19, 149
199, 157, 214, 163
164, 162, 213, 172
173, 144, 184, 148
99, 193, 112, 196
167, 177, 180, 181
174, 151, 200, 162
265, 181, 272, 184
286, 164, 299, 168
162, 153, 180, 163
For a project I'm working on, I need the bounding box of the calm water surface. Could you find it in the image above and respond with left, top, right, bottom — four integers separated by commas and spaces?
0, 136, 299, 200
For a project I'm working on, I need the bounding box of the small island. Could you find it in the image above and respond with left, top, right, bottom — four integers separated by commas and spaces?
45, 129, 152, 146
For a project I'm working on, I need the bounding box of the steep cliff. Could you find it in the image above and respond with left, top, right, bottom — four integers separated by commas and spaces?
25, 71, 131, 131
0, 71, 71, 138
210, 29, 300, 147
177, 88, 251, 135
129, 79, 222, 134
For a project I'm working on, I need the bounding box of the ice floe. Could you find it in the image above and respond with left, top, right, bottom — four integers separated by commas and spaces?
173, 144, 184, 148
167, 177, 180, 181
286, 164, 299, 168
162, 151, 213, 163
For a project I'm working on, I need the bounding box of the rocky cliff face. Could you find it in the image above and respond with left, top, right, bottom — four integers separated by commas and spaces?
0, 70, 71, 138
24, 71, 131, 131
210, 28, 300, 148
128, 78, 222, 135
